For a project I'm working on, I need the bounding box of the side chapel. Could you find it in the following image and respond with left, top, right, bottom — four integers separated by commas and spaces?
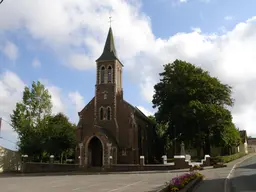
76, 27, 156, 167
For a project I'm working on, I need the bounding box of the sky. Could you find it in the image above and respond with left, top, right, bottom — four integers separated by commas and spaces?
0, 0, 256, 150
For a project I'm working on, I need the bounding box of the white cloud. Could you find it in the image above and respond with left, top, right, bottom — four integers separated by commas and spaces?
68, 54, 94, 70
137, 106, 153, 117
0, 41, 19, 61
0, 0, 256, 137
32, 58, 41, 68
132, 17, 256, 137
47, 86, 66, 114
0, 72, 86, 150
0, 71, 24, 150
68, 91, 85, 112
224, 16, 233, 21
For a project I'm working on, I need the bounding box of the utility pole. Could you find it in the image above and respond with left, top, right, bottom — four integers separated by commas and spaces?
0, 117, 18, 149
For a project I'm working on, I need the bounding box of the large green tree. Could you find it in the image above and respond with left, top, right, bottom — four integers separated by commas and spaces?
152, 59, 236, 156
10, 81, 52, 159
148, 116, 166, 160
44, 113, 76, 162
220, 124, 241, 154
10, 81, 77, 162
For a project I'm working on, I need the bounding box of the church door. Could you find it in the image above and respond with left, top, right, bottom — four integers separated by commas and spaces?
88, 136, 103, 167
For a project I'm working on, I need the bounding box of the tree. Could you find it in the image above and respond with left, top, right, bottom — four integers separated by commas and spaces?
44, 113, 76, 162
10, 81, 52, 159
220, 123, 241, 154
152, 59, 234, 156
148, 116, 166, 161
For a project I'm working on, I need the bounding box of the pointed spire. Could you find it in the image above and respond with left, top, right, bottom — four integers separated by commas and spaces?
96, 27, 122, 65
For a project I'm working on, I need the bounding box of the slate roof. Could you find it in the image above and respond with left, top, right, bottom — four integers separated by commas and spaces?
96, 27, 123, 66
123, 100, 152, 124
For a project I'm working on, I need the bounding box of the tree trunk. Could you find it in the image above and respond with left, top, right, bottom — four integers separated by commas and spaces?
204, 138, 211, 155
61, 153, 63, 164
196, 146, 201, 158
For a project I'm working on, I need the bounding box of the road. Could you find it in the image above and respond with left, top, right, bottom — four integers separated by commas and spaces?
194, 153, 256, 192
230, 154, 256, 192
0, 171, 188, 192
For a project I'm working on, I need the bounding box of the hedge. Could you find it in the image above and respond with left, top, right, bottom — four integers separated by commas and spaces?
210, 152, 246, 165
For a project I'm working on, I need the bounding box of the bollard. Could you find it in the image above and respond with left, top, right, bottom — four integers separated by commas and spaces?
162, 155, 167, 164
50, 155, 54, 163
140, 156, 145, 166
21, 154, 28, 173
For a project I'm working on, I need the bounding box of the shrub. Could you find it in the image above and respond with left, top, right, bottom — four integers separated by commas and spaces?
210, 152, 246, 165
190, 164, 204, 171
167, 158, 174, 162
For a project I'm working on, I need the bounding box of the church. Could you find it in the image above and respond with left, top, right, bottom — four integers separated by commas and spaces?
76, 27, 157, 167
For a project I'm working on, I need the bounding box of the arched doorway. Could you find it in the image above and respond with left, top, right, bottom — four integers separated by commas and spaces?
88, 136, 103, 167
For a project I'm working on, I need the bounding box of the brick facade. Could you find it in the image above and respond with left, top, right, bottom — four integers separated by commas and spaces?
76, 27, 156, 167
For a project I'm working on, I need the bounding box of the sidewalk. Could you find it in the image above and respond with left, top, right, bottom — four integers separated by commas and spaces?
193, 153, 256, 192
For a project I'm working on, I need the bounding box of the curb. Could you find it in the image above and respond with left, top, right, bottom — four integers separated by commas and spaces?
0, 169, 191, 177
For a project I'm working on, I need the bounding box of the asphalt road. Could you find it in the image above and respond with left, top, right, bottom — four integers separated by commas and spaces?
0, 171, 188, 192
193, 153, 256, 192
230, 154, 256, 192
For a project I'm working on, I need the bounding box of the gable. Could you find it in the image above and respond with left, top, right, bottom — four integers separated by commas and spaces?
123, 100, 152, 125
78, 97, 94, 115
239, 130, 248, 143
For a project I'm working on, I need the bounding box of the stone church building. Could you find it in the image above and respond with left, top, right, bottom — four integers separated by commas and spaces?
76, 27, 156, 167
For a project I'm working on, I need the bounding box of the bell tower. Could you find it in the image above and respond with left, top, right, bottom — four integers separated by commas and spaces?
94, 27, 123, 126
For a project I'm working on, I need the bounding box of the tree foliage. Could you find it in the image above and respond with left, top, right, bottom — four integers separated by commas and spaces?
147, 115, 166, 160
10, 81, 77, 161
10, 81, 52, 158
152, 59, 238, 156
44, 113, 76, 159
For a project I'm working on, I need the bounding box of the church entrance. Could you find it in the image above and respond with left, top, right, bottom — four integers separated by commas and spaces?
88, 136, 103, 167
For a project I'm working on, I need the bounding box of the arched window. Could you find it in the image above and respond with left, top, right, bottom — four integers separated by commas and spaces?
107, 107, 111, 120
100, 107, 104, 120
108, 66, 112, 83
100, 66, 105, 84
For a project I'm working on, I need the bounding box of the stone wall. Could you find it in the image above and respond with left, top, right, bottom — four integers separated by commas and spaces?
21, 162, 175, 173
22, 162, 79, 173
104, 164, 175, 172
21, 155, 211, 173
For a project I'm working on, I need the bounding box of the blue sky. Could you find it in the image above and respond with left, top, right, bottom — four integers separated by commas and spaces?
1, 0, 256, 150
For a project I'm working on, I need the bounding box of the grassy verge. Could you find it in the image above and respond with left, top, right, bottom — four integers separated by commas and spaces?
210, 152, 246, 165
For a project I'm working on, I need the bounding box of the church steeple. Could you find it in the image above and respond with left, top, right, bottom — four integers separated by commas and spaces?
96, 27, 123, 66
94, 26, 124, 124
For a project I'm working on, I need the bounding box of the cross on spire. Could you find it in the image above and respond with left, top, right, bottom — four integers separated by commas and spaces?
109, 16, 113, 27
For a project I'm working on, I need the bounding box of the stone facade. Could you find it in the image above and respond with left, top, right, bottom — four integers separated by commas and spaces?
0, 146, 21, 172
76, 27, 156, 167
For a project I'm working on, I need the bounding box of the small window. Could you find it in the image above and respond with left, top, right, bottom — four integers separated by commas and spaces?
107, 107, 111, 120
100, 66, 105, 84
100, 107, 104, 120
108, 66, 112, 83
104, 94, 107, 99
